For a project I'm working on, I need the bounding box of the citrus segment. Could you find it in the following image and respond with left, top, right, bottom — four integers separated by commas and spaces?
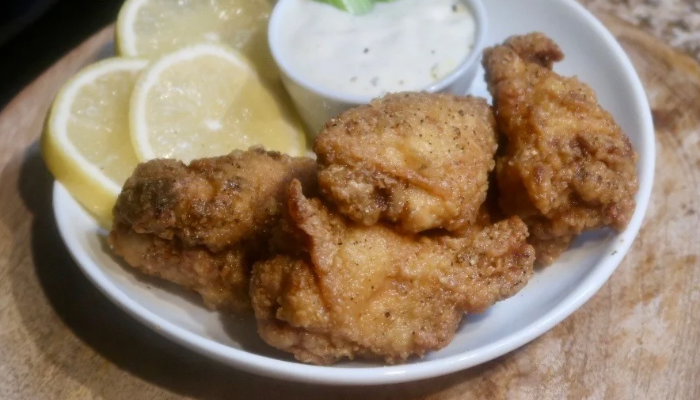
42, 58, 147, 226
116, 0, 277, 80
129, 44, 305, 163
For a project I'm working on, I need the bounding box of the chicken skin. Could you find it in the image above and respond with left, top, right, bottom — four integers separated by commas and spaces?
109, 224, 254, 312
250, 180, 534, 364
109, 147, 316, 312
315, 92, 498, 233
112, 147, 317, 252
482, 33, 639, 264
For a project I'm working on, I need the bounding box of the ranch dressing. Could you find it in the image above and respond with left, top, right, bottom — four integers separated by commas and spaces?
277, 0, 476, 98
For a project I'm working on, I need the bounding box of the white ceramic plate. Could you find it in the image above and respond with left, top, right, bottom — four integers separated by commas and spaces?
53, 0, 655, 386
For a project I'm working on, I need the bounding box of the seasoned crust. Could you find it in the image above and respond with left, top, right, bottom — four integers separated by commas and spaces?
250, 180, 534, 364
315, 92, 498, 233
483, 32, 639, 264
113, 147, 317, 252
109, 222, 255, 312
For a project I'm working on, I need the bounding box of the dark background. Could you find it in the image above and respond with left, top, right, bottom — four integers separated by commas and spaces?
0, 0, 123, 108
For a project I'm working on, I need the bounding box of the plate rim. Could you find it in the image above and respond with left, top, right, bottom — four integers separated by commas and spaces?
52, 0, 656, 386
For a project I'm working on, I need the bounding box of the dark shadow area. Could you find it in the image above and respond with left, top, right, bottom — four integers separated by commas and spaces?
567, 229, 614, 252
0, 0, 122, 108
463, 307, 494, 325
0, 0, 59, 47
218, 313, 286, 358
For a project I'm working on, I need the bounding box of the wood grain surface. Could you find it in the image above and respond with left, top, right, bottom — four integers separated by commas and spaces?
1, 11, 699, 400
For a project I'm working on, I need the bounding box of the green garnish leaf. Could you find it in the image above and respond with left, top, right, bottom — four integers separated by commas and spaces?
314, 0, 375, 15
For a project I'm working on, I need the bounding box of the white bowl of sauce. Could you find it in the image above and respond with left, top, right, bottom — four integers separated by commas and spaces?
268, 0, 488, 135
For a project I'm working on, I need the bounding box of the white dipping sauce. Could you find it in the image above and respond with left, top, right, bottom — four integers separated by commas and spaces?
277, 0, 476, 98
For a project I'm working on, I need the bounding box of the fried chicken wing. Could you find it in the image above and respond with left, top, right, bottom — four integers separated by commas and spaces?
113, 147, 317, 252
314, 92, 498, 233
482, 33, 639, 264
250, 180, 534, 364
109, 223, 254, 312
109, 148, 317, 312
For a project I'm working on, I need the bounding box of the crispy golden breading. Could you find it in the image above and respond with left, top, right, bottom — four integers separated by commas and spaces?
109, 148, 317, 312
113, 147, 317, 252
250, 180, 534, 365
482, 33, 639, 264
315, 92, 498, 233
109, 222, 255, 312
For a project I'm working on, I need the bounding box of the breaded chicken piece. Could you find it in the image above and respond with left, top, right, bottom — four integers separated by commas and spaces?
109, 147, 317, 312
250, 180, 534, 365
315, 92, 498, 233
113, 147, 317, 252
109, 223, 254, 312
482, 33, 639, 264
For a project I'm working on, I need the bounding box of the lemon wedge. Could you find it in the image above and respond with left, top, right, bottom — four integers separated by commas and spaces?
116, 0, 277, 80
42, 58, 148, 227
129, 44, 305, 163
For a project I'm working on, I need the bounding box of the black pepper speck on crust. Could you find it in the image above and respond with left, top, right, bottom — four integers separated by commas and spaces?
314, 92, 498, 233
482, 33, 639, 264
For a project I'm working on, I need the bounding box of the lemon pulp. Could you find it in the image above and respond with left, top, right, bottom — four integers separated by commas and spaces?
42, 58, 147, 226
129, 44, 306, 163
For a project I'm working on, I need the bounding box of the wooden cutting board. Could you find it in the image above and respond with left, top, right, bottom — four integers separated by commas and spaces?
0, 13, 698, 400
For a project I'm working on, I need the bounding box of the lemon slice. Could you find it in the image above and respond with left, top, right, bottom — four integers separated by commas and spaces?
130, 44, 305, 163
42, 58, 148, 227
116, 0, 276, 80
